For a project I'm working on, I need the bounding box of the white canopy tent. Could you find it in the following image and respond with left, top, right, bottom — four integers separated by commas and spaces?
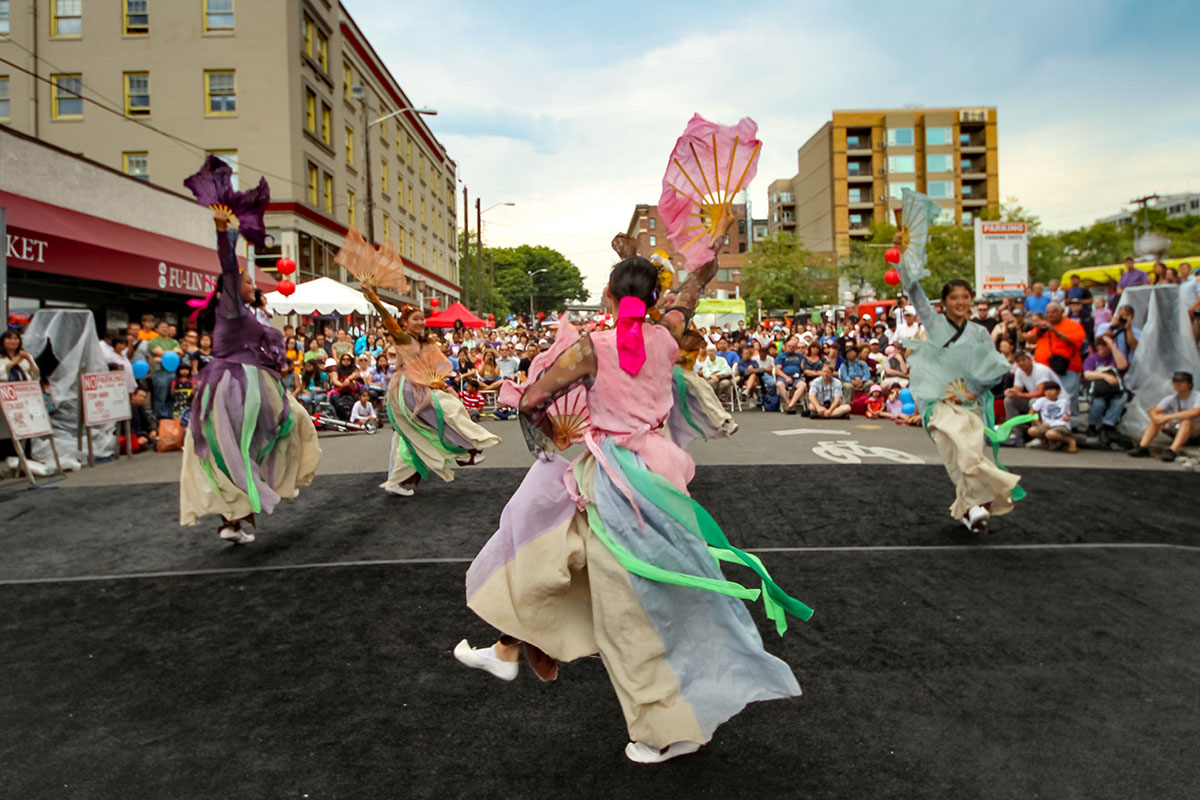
262, 276, 399, 316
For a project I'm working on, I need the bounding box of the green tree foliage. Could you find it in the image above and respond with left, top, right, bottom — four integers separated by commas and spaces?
741, 233, 835, 311
483, 245, 589, 318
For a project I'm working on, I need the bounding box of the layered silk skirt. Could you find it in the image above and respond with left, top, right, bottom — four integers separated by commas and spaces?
382, 376, 501, 489
180, 360, 320, 526
465, 434, 810, 748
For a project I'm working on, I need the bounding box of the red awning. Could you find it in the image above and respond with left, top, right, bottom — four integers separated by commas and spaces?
1, 190, 274, 296
424, 301, 485, 328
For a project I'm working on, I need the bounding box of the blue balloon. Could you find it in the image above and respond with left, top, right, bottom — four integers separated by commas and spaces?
898, 387, 913, 403
132, 360, 150, 379
161, 352, 181, 372
902, 403, 916, 415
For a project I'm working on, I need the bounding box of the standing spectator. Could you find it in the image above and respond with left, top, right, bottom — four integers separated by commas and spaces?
1129, 371, 1200, 461
171, 364, 195, 418
1048, 278, 1066, 304
838, 344, 871, 404
1024, 282, 1050, 314
190, 332, 215, 374
1, 329, 39, 383
1027, 382, 1076, 452
101, 331, 138, 393
696, 345, 734, 403
970, 299, 997, 334
1082, 333, 1129, 449
808, 364, 850, 419
1092, 294, 1113, 330
1025, 302, 1085, 420
772, 337, 806, 414
1115, 257, 1148, 304
137, 314, 158, 342
895, 305, 923, 347
1064, 275, 1086, 299
147, 320, 181, 419
284, 336, 303, 371
303, 336, 325, 363
331, 329, 354, 360
181, 329, 201, 364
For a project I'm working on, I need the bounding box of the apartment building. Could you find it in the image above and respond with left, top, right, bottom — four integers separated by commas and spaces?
0, 0, 458, 309
1098, 192, 1200, 226
767, 107, 1000, 258
625, 202, 749, 298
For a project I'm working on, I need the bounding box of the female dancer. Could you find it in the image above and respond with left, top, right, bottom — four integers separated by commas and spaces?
897, 189, 1023, 532
179, 205, 320, 543
335, 229, 499, 497
455, 213, 809, 764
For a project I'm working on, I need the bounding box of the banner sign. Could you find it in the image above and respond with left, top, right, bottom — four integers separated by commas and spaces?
0, 381, 53, 440
975, 221, 1028, 296
81, 372, 132, 426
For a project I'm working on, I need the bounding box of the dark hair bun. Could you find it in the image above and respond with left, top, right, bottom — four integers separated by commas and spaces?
608, 257, 659, 308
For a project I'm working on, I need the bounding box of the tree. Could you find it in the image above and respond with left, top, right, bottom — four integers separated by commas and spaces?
485, 244, 589, 318
741, 232, 835, 311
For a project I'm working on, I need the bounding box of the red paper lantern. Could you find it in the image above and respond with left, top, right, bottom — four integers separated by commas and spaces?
884, 269, 901, 286
884, 247, 901, 264
430, 297, 440, 308
537, 311, 545, 319
488, 314, 495, 323
277, 279, 296, 297
276, 257, 297, 276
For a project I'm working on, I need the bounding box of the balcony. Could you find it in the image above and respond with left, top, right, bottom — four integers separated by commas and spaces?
846, 159, 873, 182
959, 157, 986, 179
846, 129, 872, 155
959, 129, 986, 152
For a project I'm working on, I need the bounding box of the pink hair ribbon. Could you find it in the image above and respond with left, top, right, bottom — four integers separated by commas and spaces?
616, 296, 647, 375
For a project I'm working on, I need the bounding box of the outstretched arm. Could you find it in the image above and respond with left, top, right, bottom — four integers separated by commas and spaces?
213, 206, 246, 320
656, 204, 737, 342
360, 285, 412, 346
518, 333, 597, 456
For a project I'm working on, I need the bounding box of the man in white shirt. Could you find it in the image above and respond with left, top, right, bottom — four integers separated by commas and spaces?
496, 343, 521, 381
1129, 371, 1200, 461
696, 345, 733, 400
1001, 349, 1061, 444
894, 306, 923, 347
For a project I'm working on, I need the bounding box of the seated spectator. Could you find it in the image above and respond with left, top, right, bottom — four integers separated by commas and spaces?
808, 364, 850, 419
732, 345, 763, 400
1096, 305, 1139, 360
128, 386, 158, 452
1003, 350, 1061, 444
715, 338, 738, 367
697, 344, 734, 402
459, 378, 486, 421
881, 382, 920, 425
477, 350, 504, 392
297, 360, 328, 413
350, 389, 378, 425
496, 343, 522, 382
331, 329, 355, 360
895, 305, 924, 347
1129, 371, 1200, 461
1028, 382, 1076, 453
865, 339, 886, 375
881, 345, 909, 386
329, 353, 362, 420
772, 337, 807, 414
368, 354, 392, 400
1082, 332, 1129, 449
864, 385, 886, 419
303, 337, 326, 363
839, 344, 871, 403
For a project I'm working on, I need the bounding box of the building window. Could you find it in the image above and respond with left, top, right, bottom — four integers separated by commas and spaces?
887, 155, 915, 173
927, 154, 953, 173
927, 181, 955, 199
347, 189, 356, 227
1192, 200, 1199, 210
420, 197, 425, 224
849, 212, 865, 228
649, 235, 656, 247
303, 15, 313, 57
124, 0, 148, 35
886, 128, 913, 147
122, 151, 149, 181
123, 71, 150, 116
383, 213, 391, 243
204, 0, 234, 33
963, 211, 975, 226
398, 226, 405, 253
935, 205, 956, 224
317, 31, 328, 73
422, 241, 427, 265
323, 172, 333, 213
419, 154, 426, 183
204, 70, 236, 115
206, 150, 238, 189
848, 187, 866, 203
0, 2, 9, 37
343, 63, 352, 100
648, 217, 655, 230
0, 76, 9, 121
304, 88, 316, 132
51, 0, 82, 37
406, 138, 412, 162
320, 103, 331, 145
408, 236, 413, 258
51, 73, 83, 118
396, 123, 403, 156
381, 160, 388, 194
307, 163, 318, 206
738, 218, 746, 235
345, 126, 354, 165
888, 181, 916, 199
925, 127, 952, 146
407, 184, 413, 209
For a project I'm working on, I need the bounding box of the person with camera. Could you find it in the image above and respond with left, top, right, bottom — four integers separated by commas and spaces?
1082, 333, 1129, 449
1097, 305, 1140, 361
1024, 302, 1085, 421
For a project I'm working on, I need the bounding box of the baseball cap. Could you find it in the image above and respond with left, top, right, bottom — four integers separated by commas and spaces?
870, 384, 882, 393
323, 358, 337, 368
904, 305, 917, 315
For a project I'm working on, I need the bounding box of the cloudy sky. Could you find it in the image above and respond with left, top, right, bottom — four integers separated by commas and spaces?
345, 0, 1200, 298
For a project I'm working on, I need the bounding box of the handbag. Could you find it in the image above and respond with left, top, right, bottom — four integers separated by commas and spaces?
1048, 354, 1070, 375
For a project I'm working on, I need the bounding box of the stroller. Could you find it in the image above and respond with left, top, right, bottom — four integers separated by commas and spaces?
310, 394, 379, 434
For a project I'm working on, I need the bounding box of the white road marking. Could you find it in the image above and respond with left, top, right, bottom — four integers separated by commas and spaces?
0, 543, 1194, 586
773, 428, 849, 436
810, 439, 925, 465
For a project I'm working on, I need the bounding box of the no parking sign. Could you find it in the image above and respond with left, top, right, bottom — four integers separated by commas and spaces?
0, 381, 52, 440
81, 372, 132, 426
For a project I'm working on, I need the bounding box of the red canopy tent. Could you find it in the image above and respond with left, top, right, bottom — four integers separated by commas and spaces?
424, 301, 485, 328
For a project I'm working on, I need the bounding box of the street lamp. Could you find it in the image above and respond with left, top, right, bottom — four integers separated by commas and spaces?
351, 85, 436, 246
528, 267, 548, 320
474, 201, 516, 316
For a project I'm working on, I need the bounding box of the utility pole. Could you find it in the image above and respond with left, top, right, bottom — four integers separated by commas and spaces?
1129, 193, 1160, 236
362, 99, 375, 244
461, 186, 469, 308
476, 198, 483, 316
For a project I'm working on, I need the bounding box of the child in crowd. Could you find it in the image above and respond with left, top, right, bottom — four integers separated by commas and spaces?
349, 389, 377, 426
864, 384, 885, 419
880, 383, 920, 425
1028, 381, 1076, 452
459, 378, 486, 421
171, 364, 194, 418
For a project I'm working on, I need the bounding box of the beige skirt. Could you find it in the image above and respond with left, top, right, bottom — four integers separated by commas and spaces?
927, 400, 1020, 519
382, 380, 501, 489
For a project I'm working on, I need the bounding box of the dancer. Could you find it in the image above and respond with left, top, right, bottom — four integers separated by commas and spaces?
897, 188, 1026, 532
455, 207, 810, 764
179, 157, 320, 543
334, 230, 499, 497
